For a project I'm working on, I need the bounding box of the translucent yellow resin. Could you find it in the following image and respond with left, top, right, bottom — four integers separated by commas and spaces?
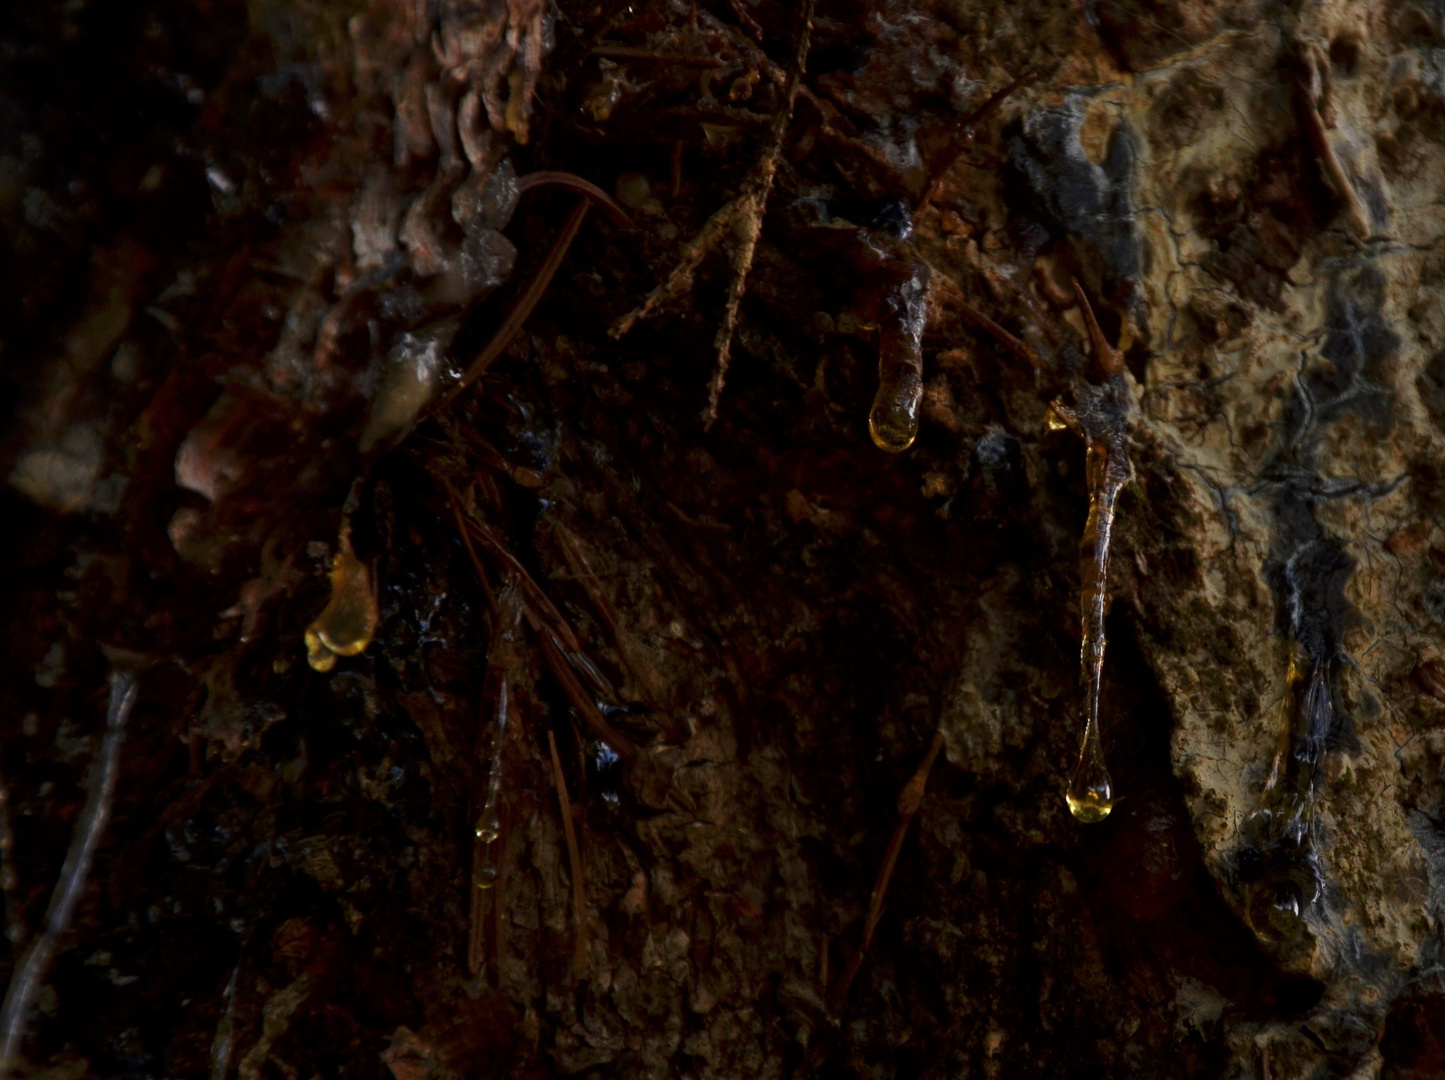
866, 254, 928, 454
869, 389, 920, 452
1066, 718, 1114, 824
304, 522, 378, 672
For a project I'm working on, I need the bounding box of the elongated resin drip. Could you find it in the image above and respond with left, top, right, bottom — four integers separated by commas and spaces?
1239, 646, 1335, 927
305, 520, 379, 672
868, 257, 931, 453
472, 676, 507, 892
1258, 650, 1331, 847
1054, 402, 1130, 823
1068, 715, 1113, 824
1054, 286, 1132, 824
472, 581, 525, 893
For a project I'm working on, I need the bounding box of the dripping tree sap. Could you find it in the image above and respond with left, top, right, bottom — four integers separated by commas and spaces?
1049, 286, 1134, 825
868, 256, 931, 454
1066, 414, 1129, 825
16, 0, 1439, 1075
473, 580, 526, 895
304, 519, 380, 673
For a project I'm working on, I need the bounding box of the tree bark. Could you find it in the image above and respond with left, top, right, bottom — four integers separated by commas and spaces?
3, 1, 1445, 1077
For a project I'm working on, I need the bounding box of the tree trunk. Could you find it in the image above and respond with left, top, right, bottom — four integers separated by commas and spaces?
3, 0, 1445, 1077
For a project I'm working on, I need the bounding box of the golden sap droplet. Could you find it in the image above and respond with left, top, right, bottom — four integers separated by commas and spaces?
305, 523, 379, 672
1046, 406, 1069, 432
1066, 719, 1114, 824
304, 627, 338, 673
1066, 786, 1114, 824
869, 399, 919, 453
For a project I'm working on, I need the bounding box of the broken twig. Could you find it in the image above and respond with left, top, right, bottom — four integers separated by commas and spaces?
442, 198, 591, 407
514, 171, 634, 228
0, 669, 140, 1073
0, 769, 21, 952
828, 729, 945, 1014
609, 0, 816, 429
1295, 42, 1369, 241
537, 633, 639, 759
918, 71, 1037, 211
547, 730, 589, 975
446, 482, 498, 614
936, 276, 1044, 369
1071, 277, 1125, 377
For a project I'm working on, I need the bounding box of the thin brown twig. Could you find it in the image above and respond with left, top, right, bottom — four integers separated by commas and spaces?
728, 0, 765, 42
493, 797, 527, 989
548, 522, 672, 709
696, 7, 784, 87
537, 632, 639, 760
446, 482, 498, 614
608, 198, 738, 340
609, 0, 815, 430
547, 730, 590, 976
461, 518, 581, 654
441, 198, 591, 408
827, 729, 946, 1015
514, 171, 634, 228
1070, 278, 1124, 377
549, 524, 623, 639
455, 515, 635, 755
1, 670, 140, 1073
462, 577, 520, 978
919, 71, 1037, 211
701, 0, 814, 428
467, 636, 517, 976
1297, 82, 1369, 241
590, 44, 725, 68
964, 70, 1039, 130
935, 277, 1044, 369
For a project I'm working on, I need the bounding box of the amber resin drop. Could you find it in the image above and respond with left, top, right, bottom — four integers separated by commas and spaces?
304, 522, 379, 672
869, 378, 921, 452
866, 247, 928, 454
1066, 717, 1114, 824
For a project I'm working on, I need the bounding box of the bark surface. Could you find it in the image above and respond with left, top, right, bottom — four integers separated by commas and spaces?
4, 1, 1445, 1078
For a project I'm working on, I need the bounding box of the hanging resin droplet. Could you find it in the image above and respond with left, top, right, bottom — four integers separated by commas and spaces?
473, 807, 502, 889
472, 797, 503, 889
1066, 717, 1114, 823
471, 596, 520, 895
304, 520, 379, 672
1236, 645, 1333, 932
1054, 284, 1133, 826
473, 860, 500, 890
474, 820, 500, 843
869, 377, 922, 452
866, 246, 930, 453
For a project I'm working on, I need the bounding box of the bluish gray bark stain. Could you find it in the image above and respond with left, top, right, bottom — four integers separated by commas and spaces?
1003, 99, 1141, 328
1226, 263, 1404, 1056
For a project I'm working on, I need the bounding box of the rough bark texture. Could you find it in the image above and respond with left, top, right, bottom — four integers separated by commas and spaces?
5, 0, 1445, 1078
